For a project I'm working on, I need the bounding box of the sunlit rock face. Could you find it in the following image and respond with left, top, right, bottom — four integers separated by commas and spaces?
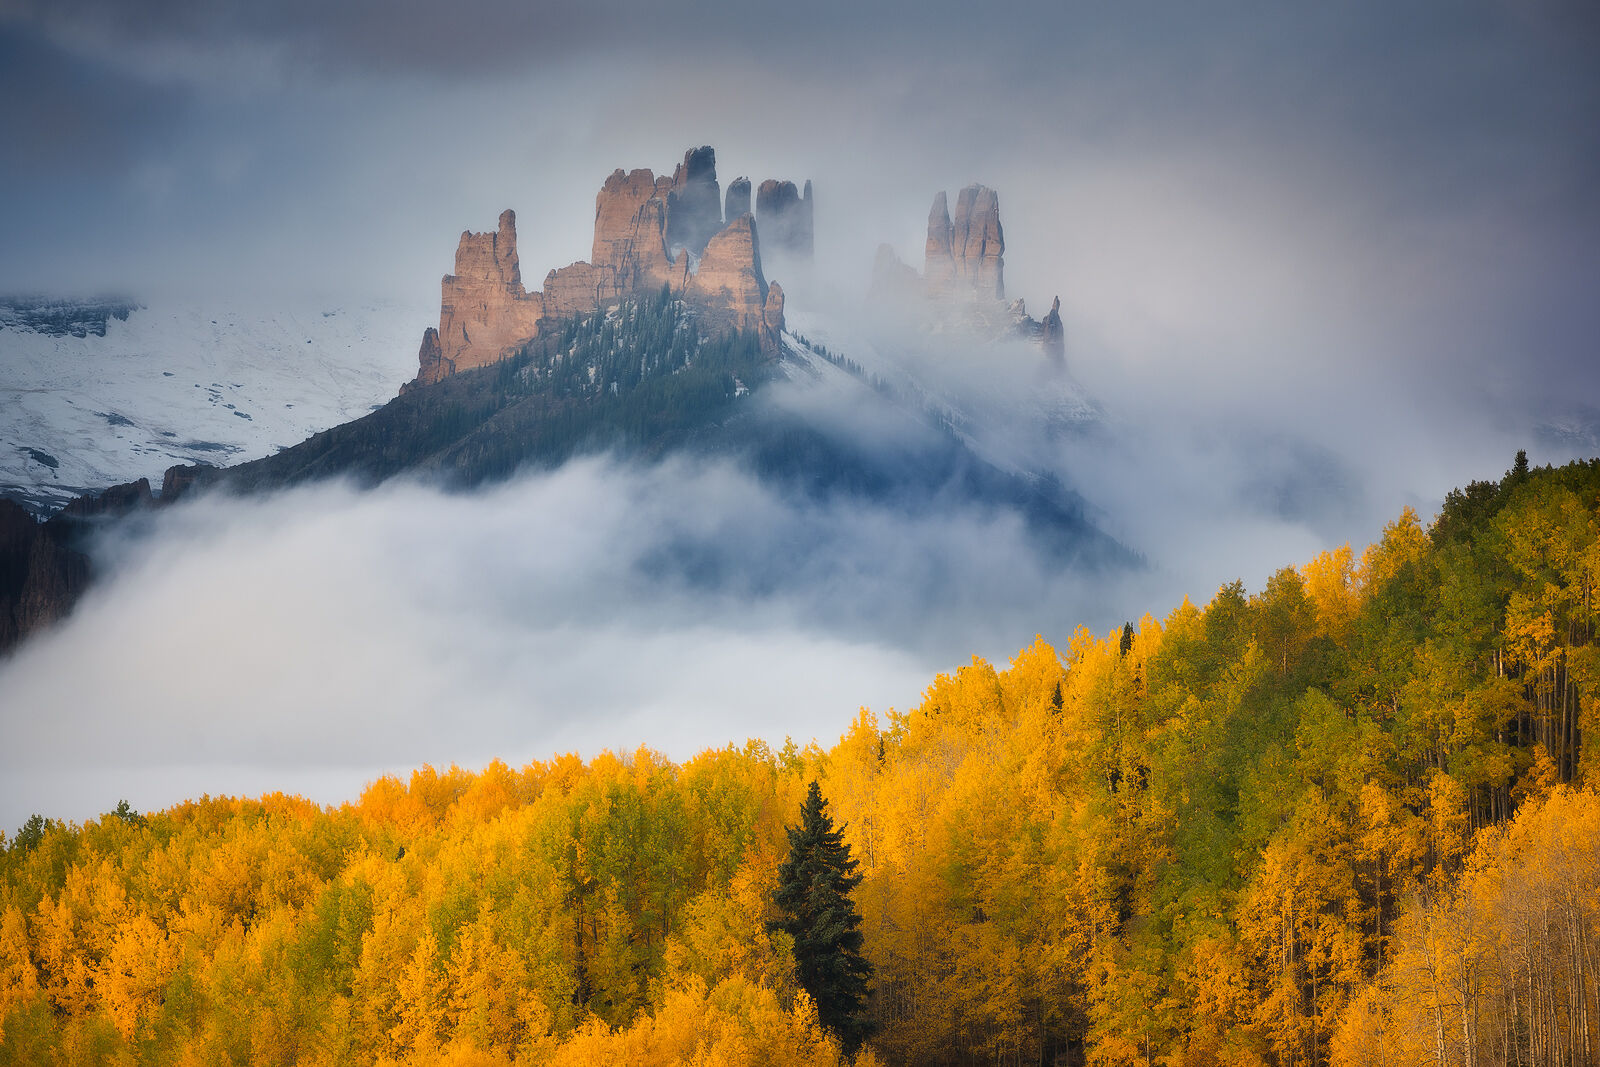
428, 210, 546, 387
409, 147, 802, 388
687, 214, 775, 340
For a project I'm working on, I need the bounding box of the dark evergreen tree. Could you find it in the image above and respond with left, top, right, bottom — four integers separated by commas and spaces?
110, 799, 145, 827
1119, 621, 1135, 656
1511, 448, 1530, 483
771, 780, 874, 1052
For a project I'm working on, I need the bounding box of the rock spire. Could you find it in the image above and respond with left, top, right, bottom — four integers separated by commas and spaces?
883, 183, 1061, 361
756, 178, 814, 260
925, 184, 1003, 300
725, 177, 752, 223
409, 147, 793, 389
665, 146, 723, 256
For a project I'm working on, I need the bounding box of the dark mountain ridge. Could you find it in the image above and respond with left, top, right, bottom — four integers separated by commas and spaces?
0, 290, 1131, 653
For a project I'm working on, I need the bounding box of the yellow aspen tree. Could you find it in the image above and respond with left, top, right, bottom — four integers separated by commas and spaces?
446, 913, 530, 1055
390, 929, 448, 1055
0, 904, 41, 1044
98, 910, 179, 1041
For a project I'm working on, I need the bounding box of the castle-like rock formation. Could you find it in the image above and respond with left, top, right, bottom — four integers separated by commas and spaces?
410, 147, 806, 389
875, 183, 1064, 363
925, 185, 1004, 300
431, 209, 546, 385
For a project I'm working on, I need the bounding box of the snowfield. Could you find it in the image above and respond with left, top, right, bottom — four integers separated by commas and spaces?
1, 297, 430, 513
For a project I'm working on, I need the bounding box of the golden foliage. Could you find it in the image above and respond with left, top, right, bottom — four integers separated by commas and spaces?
3, 460, 1600, 1066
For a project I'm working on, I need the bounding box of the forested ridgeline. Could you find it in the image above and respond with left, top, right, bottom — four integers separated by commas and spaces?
2, 456, 1599, 1066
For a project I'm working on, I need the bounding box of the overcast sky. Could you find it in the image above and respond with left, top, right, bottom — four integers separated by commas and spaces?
4, 1, 1598, 453
2, 1, 1598, 827
4, 1, 1596, 401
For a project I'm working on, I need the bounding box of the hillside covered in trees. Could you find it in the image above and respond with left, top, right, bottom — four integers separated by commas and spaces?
1, 455, 1598, 1066
186, 288, 1115, 565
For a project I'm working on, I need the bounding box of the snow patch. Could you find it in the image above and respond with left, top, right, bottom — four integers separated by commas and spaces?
0, 296, 430, 513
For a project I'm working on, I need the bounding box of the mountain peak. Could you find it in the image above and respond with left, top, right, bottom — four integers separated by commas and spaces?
410, 147, 812, 390
880, 183, 1060, 362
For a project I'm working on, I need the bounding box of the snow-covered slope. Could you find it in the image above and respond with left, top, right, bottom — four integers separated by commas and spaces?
1, 297, 429, 513
781, 308, 1102, 480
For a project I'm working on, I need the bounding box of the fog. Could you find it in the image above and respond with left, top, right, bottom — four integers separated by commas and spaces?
0, 312, 1575, 828
0, 454, 1145, 828
2, 1, 1598, 828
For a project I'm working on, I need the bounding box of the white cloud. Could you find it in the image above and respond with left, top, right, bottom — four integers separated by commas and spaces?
0, 457, 1104, 829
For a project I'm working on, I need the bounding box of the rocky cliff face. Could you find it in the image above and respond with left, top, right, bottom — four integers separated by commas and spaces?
1040, 296, 1065, 364
592, 168, 670, 280
408, 328, 447, 391
925, 184, 1004, 300
891, 184, 1062, 362
0, 499, 83, 651
763, 281, 786, 341
665, 146, 723, 256
428, 210, 547, 386
59, 477, 153, 519
0, 482, 158, 653
953, 185, 1004, 299
686, 214, 773, 339
755, 179, 813, 260
408, 148, 794, 389
725, 177, 752, 222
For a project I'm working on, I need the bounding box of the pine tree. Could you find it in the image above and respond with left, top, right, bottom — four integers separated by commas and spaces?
771, 780, 874, 1051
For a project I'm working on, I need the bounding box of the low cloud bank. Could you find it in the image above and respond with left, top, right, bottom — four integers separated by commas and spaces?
0, 456, 1132, 829
2, 341, 1590, 831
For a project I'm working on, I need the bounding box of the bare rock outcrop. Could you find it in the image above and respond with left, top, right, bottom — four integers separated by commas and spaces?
725, 177, 752, 223
428, 210, 546, 386
543, 260, 621, 321
953, 184, 1004, 299
161, 463, 214, 502
756, 179, 814, 260
687, 213, 770, 340
1040, 296, 1065, 364
59, 477, 153, 520
0, 499, 89, 652
763, 280, 786, 343
592, 168, 670, 281
889, 183, 1062, 360
410, 147, 786, 388
1, 474, 192, 652
665, 146, 723, 256
408, 328, 448, 392
925, 184, 1004, 300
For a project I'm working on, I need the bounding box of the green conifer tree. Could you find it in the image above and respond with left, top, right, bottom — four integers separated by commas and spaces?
771, 780, 874, 1051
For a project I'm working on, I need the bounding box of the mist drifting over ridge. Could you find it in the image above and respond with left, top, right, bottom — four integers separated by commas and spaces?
0, 452, 1133, 827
